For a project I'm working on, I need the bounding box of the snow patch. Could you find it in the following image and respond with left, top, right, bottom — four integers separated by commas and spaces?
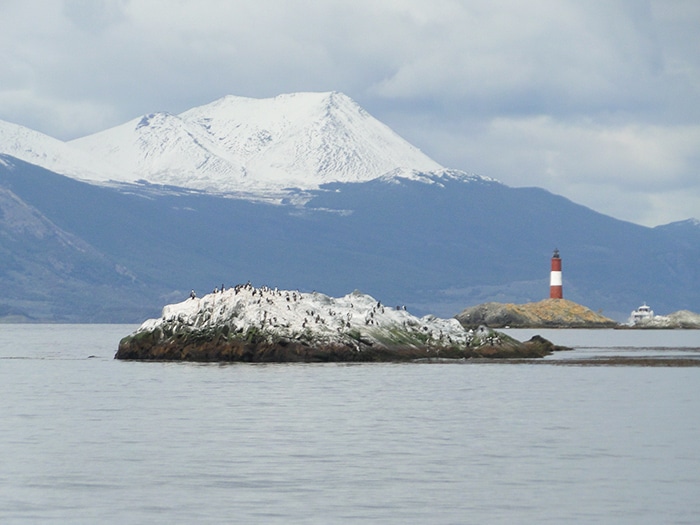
377, 167, 496, 186
0, 118, 124, 182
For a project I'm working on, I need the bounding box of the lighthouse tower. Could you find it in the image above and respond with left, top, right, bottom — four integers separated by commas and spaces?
550, 249, 563, 299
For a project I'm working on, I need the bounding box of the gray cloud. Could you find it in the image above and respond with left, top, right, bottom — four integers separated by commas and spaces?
0, 0, 698, 226
62, 0, 128, 33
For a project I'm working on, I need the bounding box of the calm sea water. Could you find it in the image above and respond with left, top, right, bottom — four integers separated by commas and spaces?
1, 325, 699, 524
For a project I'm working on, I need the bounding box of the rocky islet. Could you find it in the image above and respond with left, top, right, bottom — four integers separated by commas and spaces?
116, 284, 560, 362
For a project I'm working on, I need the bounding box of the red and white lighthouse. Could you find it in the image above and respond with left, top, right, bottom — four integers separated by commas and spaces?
550, 249, 563, 299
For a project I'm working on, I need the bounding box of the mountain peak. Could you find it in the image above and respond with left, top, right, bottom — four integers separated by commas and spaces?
135, 112, 177, 130
376, 167, 498, 187
69, 91, 443, 194
655, 217, 700, 231
0, 119, 121, 182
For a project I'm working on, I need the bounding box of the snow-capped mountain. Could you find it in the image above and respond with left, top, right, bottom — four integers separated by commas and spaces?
0, 118, 122, 182
70, 92, 444, 193
68, 111, 248, 189
2, 92, 445, 195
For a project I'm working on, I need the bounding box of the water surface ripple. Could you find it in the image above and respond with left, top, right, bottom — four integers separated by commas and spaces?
1, 326, 699, 524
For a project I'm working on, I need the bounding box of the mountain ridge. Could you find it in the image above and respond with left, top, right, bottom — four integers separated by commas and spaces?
0, 167, 152, 322
2, 152, 699, 323
0, 118, 122, 183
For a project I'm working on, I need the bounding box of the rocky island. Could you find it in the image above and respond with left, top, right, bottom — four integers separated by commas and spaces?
116, 285, 560, 362
456, 298, 618, 329
625, 309, 700, 329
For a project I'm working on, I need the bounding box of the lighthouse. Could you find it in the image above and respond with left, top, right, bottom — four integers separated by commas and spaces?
550, 249, 563, 299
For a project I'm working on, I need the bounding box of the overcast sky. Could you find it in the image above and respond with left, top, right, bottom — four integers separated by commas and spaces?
1, 0, 699, 226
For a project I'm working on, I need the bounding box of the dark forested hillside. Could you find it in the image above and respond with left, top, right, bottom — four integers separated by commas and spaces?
1, 155, 698, 322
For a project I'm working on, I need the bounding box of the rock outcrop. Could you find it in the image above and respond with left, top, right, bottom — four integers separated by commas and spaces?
456, 299, 618, 329
116, 285, 560, 361
626, 310, 700, 329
